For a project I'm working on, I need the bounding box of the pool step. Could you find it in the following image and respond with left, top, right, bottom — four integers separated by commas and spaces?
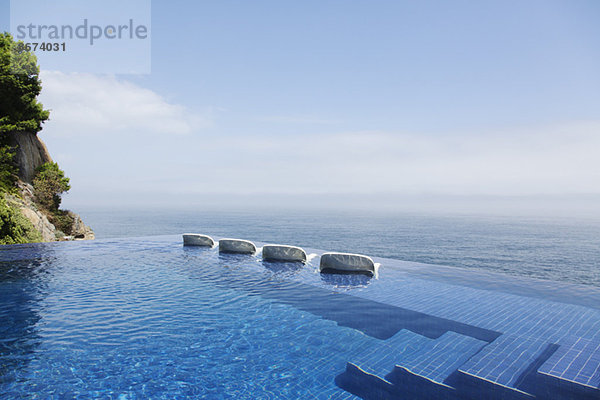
455, 334, 557, 400
338, 331, 600, 400
387, 331, 487, 398
534, 336, 600, 399
336, 329, 432, 399
336, 330, 486, 399
347, 329, 432, 379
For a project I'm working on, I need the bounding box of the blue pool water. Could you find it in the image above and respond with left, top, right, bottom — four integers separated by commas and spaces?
1, 235, 599, 399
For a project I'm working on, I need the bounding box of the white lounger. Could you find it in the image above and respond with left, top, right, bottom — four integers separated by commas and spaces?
182, 234, 215, 247
219, 238, 257, 254
319, 252, 375, 275
262, 244, 307, 262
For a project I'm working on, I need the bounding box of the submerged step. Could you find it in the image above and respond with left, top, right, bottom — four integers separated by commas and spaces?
389, 331, 487, 390
320, 252, 375, 275
338, 330, 487, 400
535, 336, 600, 399
182, 233, 215, 247
218, 239, 257, 254
262, 244, 307, 262
348, 329, 432, 380
337, 329, 432, 399
456, 334, 554, 400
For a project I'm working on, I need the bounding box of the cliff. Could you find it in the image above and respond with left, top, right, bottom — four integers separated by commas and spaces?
3, 132, 94, 242
6, 131, 53, 183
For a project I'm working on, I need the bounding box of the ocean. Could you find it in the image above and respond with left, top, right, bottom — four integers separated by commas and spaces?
74, 208, 600, 287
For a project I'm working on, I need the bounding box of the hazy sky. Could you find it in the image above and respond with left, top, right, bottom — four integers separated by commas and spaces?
1, 1, 599, 214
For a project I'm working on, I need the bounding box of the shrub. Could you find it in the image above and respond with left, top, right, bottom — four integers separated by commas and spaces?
0, 144, 17, 192
0, 197, 42, 244
33, 162, 71, 211
48, 209, 74, 236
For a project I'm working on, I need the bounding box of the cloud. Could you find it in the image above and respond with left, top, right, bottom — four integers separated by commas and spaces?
254, 115, 341, 124
36, 71, 598, 213
162, 121, 600, 197
38, 71, 212, 137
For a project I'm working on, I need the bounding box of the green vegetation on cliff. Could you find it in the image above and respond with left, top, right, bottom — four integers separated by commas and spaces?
33, 162, 71, 210
1, 32, 49, 190
0, 197, 42, 244
0, 145, 17, 192
33, 162, 73, 234
0, 33, 72, 243
0, 32, 49, 135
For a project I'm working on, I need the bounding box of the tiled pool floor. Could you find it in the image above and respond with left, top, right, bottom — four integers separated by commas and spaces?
212, 240, 600, 399
1, 235, 599, 399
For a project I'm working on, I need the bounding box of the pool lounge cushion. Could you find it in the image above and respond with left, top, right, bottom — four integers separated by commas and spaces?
182, 234, 215, 247
262, 244, 307, 262
320, 252, 375, 275
219, 238, 257, 254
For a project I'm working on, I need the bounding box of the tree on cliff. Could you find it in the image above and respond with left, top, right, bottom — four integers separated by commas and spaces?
32, 161, 73, 235
33, 162, 71, 211
0, 32, 49, 134
0, 33, 50, 192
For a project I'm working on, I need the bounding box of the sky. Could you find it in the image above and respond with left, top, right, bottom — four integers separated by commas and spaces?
1, 0, 600, 215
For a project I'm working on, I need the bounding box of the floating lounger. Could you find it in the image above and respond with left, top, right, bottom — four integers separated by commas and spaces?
262, 244, 307, 262
182, 233, 215, 247
319, 252, 375, 275
219, 238, 257, 254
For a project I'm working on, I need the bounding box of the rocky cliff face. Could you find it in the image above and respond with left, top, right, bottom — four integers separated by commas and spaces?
7, 183, 56, 241
5, 132, 95, 242
5, 181, 95, 241
6, 131, 53, 183
67, 210, 95, 240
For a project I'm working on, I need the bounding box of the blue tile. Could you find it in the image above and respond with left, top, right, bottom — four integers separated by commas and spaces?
539, 336, 600, 389
395, 331, 487, 384
348, 329, 432, 379
459, 334, 549, 388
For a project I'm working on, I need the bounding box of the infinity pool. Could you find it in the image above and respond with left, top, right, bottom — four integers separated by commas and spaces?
1, 235, 599, 399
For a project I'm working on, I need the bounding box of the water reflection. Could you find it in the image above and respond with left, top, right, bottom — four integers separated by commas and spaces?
261, 260, 303, 275
320, 271, 373, 289
217, 251, 256, 263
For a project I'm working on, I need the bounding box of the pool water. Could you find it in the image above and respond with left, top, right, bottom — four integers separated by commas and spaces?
1, 235, 599, 399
